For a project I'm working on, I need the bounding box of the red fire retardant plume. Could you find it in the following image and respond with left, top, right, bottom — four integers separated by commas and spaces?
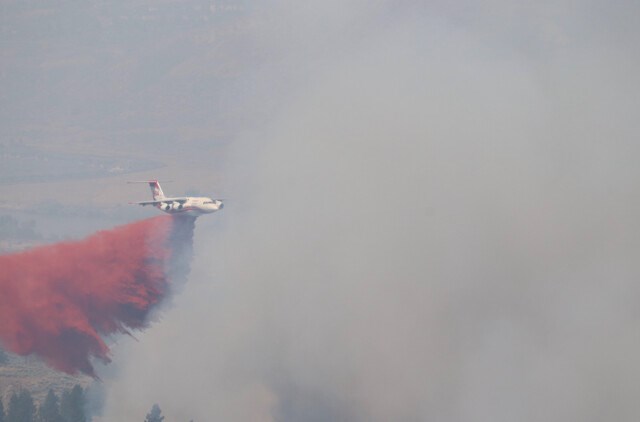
0, 216, 192, 377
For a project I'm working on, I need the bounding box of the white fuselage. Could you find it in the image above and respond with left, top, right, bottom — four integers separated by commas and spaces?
130, 180, 223, 217
157, 197, 224, 216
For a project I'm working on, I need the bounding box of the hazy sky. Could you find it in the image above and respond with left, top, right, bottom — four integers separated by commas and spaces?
3, 1, 640, 421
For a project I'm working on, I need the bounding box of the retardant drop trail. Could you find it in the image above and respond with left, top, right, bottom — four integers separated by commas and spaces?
0, 215, 196, 377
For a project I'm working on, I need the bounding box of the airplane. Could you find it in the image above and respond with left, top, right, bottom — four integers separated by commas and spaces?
129, 180, 223, 216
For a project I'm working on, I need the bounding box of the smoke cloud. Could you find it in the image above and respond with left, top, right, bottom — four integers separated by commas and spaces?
2, 0, 638, 421
102, 2, 640, 421
0, 216, 195, 377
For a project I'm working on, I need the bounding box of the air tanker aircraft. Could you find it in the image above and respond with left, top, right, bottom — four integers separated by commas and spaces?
129, 180, 223, 216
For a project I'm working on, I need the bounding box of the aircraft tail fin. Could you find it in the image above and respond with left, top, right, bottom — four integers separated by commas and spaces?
149, 180, 165, 200
128, 180, 167, 200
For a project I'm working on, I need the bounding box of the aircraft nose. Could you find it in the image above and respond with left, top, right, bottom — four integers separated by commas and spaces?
218, 202, 224, 209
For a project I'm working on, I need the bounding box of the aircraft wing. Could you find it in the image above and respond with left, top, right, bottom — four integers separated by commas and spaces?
131, 197, 189, 206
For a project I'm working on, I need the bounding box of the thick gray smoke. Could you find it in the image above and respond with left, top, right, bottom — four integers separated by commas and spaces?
102, 2, 640, 421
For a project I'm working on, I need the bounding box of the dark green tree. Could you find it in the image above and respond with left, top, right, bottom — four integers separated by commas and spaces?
38, 390, 62, 422
7, 390, 36, 422
144, 404, 164, 422
60, 385, 85, 422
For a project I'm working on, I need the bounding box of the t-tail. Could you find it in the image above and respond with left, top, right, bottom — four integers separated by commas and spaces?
128, 180, 166, 200
148, 180, 165, 200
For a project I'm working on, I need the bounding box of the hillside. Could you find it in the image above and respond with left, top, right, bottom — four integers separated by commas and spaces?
0, 351, 91, 407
